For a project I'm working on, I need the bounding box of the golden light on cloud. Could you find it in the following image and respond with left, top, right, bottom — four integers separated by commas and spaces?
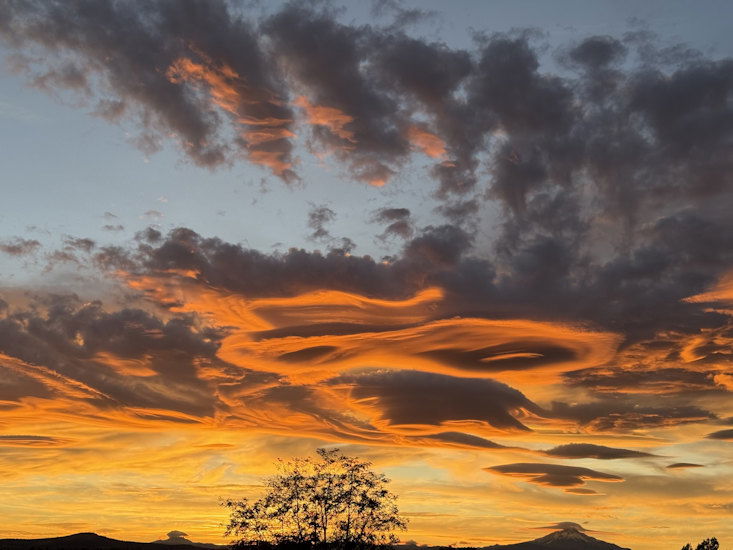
123, 273, 620, 387
92, 352, 158, 377
684, 271, 733, 305
407, 125, 447, 159
243, 127, 296, 146
247, 150, 293, 176
1, 269, 731, 548
293, 95, 356, 142
167, 57, 248, 116
165, 55, 293, 175
713, 373, 733, 390
0, 435, 73, 447
485, 462, 624, 494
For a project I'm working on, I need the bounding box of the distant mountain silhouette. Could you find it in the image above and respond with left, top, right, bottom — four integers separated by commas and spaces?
0, 532, 227, 550
0, 528, 628, 550
152, 530, 225, 549
487, 528, 631, 550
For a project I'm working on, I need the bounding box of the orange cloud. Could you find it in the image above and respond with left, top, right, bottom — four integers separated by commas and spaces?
349, 159, 394, 187
247, 150, 293, 176
166, 55, 294, 175
684, 271, 733, 305
407, 125, 447, 159
0, 435, 73, 447
90, 272, 634, 446
123, 274, 619, 386
0, 353, 109, 402
220, 315, 619, 386
2, 279, 732, 548
243, 127, 296, 145
167, 57, 247, 116
485, 462, 623, 494
565, 319, 733, 399
713, 373, 733, 390
294, 95, 355, 142
93, 352, 158, 377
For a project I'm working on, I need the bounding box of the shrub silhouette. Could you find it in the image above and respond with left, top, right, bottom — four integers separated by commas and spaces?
224, 448, 407, 549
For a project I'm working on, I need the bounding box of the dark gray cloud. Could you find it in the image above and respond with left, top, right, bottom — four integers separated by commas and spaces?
62, 236, 96, 253
435, 199, 479, 226
328, 369, 541, 432
541, 443, 654, 460
303, 205, 355, 253
264, 3, 406, 185
1, 2, 726, 207
124, 226, 411, 299
0, 237, 41, 256
666, 463, 704, 469
419, 342, 577, 374
533, 522, 587, 532
549, 401, 716, 433
563, 366, 726, 397
0, 293, 240, 417
566, 35, 627, 69
97, 225, 481, 301
403, 224, 472, 267
307, 204, 336, 242
42, 237, 97, 270
0, 0, 296, 178
370, 0, 435, 30
102, 224, 125, 232
2, 5, 731, 334
419, 431, 507, 450
373, 207, 413, 239
370, 31, 475, 194
485, 462, 623, 493
247, 383, 378, 440
705, 429, 733, 440
0, 434, 68, 446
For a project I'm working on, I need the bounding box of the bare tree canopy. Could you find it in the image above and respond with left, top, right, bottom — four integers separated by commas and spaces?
224, 449, 407, 549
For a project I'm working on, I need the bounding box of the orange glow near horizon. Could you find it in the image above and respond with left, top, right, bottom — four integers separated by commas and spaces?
1, 273, 732, 548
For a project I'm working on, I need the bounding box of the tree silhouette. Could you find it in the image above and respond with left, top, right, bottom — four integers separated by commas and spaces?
224, 448, 407, 549
681, 538, 719, 550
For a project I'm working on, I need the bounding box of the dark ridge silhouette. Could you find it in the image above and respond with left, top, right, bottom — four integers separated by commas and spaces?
0, 532, 228, 550
0, 528, 632, 550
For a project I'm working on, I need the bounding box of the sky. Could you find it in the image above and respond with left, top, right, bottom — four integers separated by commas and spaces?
0, 0, 732, 548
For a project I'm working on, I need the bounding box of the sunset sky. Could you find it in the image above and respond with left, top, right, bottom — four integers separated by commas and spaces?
1, 1, 733, 548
